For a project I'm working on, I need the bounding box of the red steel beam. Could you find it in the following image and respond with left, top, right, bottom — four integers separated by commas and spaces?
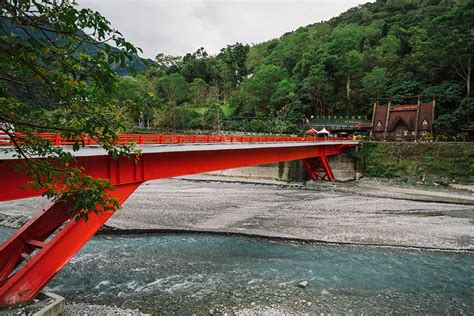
0, 182, 141, 307
302, 156, 335, 181
0, 132, 353, 147
0, 142, 356, 307
0, 144, 352, 201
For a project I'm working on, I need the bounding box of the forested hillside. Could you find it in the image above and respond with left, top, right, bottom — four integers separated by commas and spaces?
111, 0, 473, 134
0, 17, 152, 76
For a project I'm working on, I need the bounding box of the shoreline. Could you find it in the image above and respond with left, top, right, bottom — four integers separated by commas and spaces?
2, 223, 472, 253
97, 227, 474, 253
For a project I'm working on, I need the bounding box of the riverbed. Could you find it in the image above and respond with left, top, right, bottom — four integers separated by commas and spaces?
110, 177, 474, 250
0, 177, 473, 314
0, 227, 473, 314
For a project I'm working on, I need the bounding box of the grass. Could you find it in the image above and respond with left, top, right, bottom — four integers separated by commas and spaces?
357, 142, 474, 183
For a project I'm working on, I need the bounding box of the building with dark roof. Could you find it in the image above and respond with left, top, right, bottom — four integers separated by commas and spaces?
370, 96, 435, 141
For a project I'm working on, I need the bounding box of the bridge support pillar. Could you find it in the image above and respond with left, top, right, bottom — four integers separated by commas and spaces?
0, 182, 142, 308
302, 156, 335, 181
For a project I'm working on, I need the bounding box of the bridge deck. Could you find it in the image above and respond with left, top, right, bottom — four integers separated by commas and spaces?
0, 134, 358, 308
0, 140, 358, 159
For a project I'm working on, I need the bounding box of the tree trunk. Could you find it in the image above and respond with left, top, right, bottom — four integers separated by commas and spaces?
454, 56, 472, 97
467, 56, 471, 97
346, 74, 351, 109
314, 83, 327, 117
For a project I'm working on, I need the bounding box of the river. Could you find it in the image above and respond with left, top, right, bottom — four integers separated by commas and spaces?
1, 227, 472, 314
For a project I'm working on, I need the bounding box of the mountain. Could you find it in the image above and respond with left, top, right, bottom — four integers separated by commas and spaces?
109, 0, 473, 134
236, 0, 472, 130
0, 17, 154, 76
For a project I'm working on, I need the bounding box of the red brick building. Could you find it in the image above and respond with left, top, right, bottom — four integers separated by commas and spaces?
370, 96, 435, 141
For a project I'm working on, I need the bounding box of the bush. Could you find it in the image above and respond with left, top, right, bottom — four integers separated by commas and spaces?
357, 142, 474, 183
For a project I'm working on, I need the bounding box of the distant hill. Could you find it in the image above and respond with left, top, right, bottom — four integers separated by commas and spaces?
0, 17, 154, 76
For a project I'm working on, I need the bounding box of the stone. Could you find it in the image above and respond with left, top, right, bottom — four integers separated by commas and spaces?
297, 280, 309, 288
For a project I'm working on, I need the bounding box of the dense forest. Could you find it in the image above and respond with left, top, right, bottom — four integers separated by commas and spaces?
108, 0, 472, 135
3, 0, 471, 135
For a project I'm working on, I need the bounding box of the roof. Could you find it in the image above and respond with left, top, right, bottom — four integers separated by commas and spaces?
371, 102, 434, 132
305, 128, 318, 134
463, 124, 474, 131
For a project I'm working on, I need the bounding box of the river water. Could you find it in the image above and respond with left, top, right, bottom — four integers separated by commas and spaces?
1, 227, 473, 314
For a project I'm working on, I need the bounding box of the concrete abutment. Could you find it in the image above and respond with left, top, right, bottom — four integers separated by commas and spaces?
205, 151, 358, 182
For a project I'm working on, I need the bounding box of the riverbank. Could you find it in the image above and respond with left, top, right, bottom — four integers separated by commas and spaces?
357, 142, 474, 184
1, 176, 473, 314
1, 176, 472, 251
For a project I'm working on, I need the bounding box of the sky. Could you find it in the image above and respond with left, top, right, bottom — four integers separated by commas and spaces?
78, 0, 373, 59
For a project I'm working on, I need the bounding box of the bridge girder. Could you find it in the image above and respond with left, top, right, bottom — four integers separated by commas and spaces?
0, 142, 356, 307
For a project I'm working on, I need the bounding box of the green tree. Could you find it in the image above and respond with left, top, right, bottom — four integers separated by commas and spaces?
156, 73, 188, 105
339, 50, 363, 111
188, 78, 208, 105
362, 67, 388, 98
114, 76, 141, 101
387, 74, 423, 97
203, 104, 225, 131
430, 0, 473, 97
270, 79, 297, 112
375, 34, 400, 67
180, 47, 214, 83
301, 63, 330, 117
155, 53, 181, 73
113, 75, 162, 129
0, 0, 140, 220
218, 42, 250, 85
233, 64, 288, 116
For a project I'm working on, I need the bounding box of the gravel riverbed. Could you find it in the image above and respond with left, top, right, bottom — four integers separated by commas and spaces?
0, 176, 473, 314
1, 176, 473, 250
107, 176, 473, 250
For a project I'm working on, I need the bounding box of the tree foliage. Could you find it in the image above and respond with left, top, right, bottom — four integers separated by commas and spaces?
0, 0, 141, 220
107, 0, 473, 135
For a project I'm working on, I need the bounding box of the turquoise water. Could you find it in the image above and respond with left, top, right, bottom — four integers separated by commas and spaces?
1, 227, 473, 314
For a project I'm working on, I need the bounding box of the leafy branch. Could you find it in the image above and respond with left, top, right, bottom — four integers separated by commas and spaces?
0, 0, 142, 221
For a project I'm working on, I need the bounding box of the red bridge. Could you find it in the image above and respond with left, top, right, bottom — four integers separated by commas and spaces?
0, 133, 358, 307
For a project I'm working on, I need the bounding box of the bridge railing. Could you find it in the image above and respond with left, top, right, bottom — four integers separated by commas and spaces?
0, 132, 354, 147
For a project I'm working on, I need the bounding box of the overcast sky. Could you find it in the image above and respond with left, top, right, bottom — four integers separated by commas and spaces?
78, 0, 373, 59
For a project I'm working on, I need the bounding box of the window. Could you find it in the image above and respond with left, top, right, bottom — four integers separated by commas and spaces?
376, 120, 383, 127
411, 132, 415, 136
404, 130, 408, 136
396, 130, 402, 136
422, 119, 429, 126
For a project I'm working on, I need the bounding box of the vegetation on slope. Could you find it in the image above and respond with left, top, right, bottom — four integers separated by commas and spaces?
357, 142, 474, 183
111, 0, 473, 134
0, 1, 140, 220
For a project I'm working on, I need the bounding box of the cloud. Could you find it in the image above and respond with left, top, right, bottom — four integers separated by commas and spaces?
78, 0, 372, 58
